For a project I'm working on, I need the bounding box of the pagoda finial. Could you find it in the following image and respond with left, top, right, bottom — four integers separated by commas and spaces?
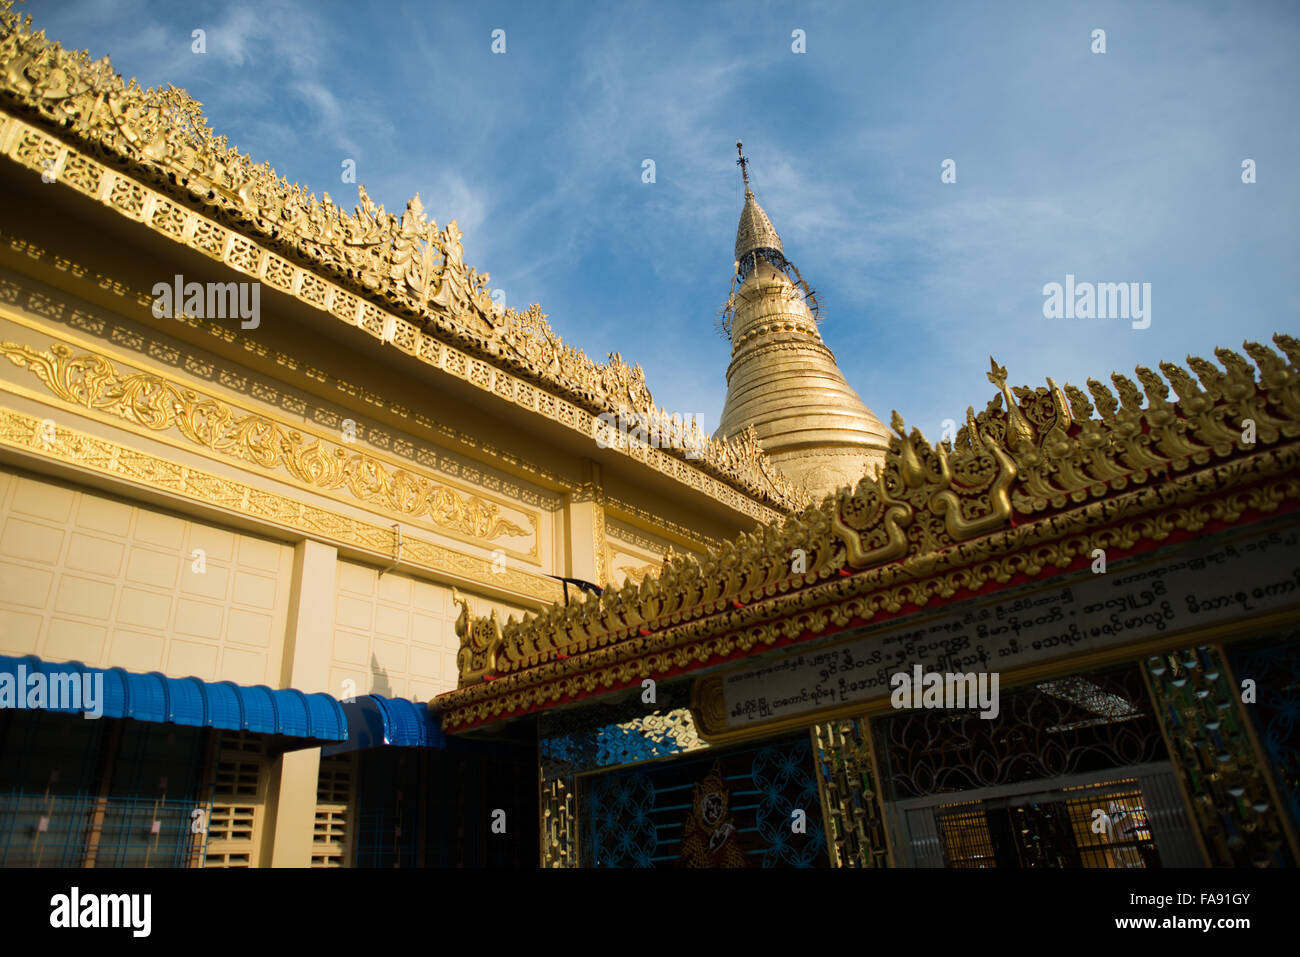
732, 141, 783, 265
736, 140, 752, 195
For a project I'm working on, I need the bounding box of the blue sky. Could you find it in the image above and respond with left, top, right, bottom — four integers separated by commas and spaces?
25, 0, 1300, 442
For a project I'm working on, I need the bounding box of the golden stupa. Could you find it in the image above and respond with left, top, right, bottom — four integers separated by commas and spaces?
715, 143, 890, 495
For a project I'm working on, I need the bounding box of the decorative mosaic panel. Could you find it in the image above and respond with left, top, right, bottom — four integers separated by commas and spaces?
812, 718, 890, 867
1144, 644, 1294, 867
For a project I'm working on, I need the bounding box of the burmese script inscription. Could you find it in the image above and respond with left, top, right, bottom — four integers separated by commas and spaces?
720, 521, 1300, 730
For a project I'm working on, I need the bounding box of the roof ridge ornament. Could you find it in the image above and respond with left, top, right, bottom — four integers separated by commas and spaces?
736, 139, 753, 197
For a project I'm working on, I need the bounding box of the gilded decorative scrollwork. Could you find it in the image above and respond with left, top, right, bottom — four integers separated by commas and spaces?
831, 468, 911, 569
0, 338, 534, 549
614, 561, 661, 585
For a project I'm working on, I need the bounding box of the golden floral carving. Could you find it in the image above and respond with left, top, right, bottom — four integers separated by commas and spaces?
0, 339, 532, 547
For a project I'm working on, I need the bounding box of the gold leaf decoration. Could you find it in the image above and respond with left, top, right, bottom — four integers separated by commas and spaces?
1, 340, 530, 544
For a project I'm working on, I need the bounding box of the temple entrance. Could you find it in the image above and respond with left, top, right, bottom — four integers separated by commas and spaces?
907, 772, 1168, 868
876, 662, 1202, 867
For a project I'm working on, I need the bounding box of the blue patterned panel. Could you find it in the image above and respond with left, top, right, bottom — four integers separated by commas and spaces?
579, 733, 828, 868
541, 708, 705, 780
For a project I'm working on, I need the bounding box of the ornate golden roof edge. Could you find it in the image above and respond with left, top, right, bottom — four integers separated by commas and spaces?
0, 2, 808, 514
439, 461, 1300, 730
439, 334, 1300, 725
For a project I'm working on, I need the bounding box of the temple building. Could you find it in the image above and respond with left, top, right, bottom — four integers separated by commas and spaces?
0, 2, 1297, 869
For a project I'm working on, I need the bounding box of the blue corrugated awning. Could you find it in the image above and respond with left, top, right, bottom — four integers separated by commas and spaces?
0, 654, 347, 742
323, 694, 444, 756
0, 655, 446, 752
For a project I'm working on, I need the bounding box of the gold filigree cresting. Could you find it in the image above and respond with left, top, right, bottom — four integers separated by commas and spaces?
0, 407, 562, 602
0, 2, 807, 513
0, 339, 533, 547
438, 337, 1300, 726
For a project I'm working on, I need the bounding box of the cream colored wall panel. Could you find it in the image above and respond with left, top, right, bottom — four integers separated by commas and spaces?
0, 559, 53, 608
0, 468, 291, 684
330, 559, 481, 699
411, 611, 442, 647
167, 638, 219, 679
337, 560, 375, 597
238, 536, 284, 573
44, 617, 106, 661
109, 629, 165, 672
117, 586, 171, 630
181, 563, 229, 600
373, 638, 408, 676
233, 571, 277, 610
65, 532, 125, 576
227, 608, 273, 648
53, 575, 115, 619
331, 632, 368, 666
335, 595, 372, 631
125, 546, 181, 588
133, 509, 186, 550
374, 604, 409, 639
408, 646, 441, 680
189, 525, 235, 563
1, 516, 64, 564
0, 609, 41, 653
175, 598, 224, 640
75, 495, 132, 537
327, 665, 368, 700
439, 653, 460, 683
412, 579, 447, 615
376, 574, 412, 605
220, 647, 266, 686
9, 478, 74, 522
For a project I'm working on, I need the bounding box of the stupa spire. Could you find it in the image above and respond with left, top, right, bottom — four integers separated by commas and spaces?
733, 140, 785, 268
715, 141, 891, 497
